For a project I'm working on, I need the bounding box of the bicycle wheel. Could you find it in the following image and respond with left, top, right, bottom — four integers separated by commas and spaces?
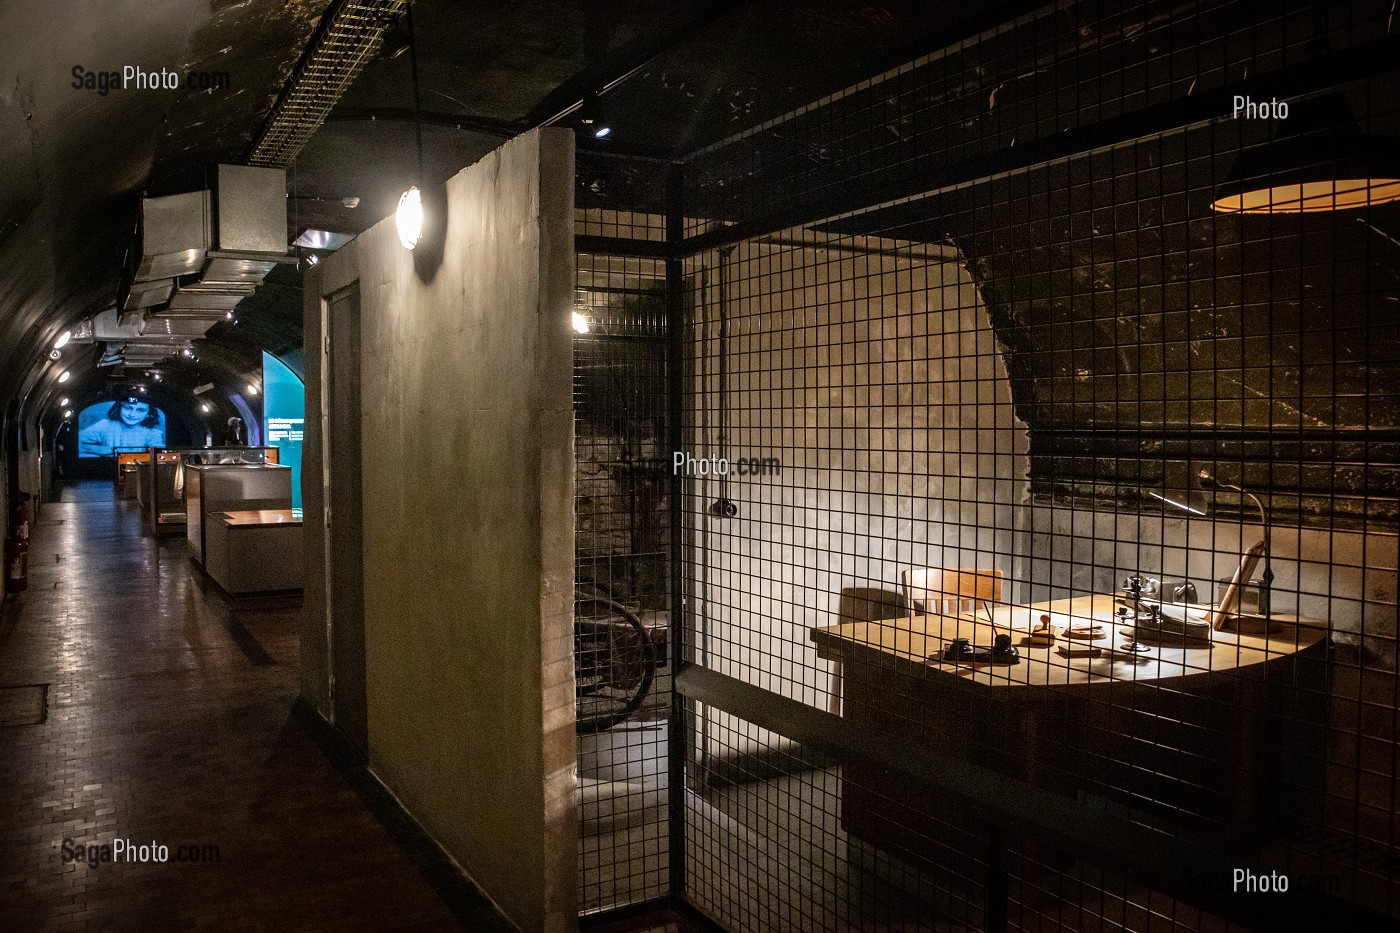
574, 596, 657, 734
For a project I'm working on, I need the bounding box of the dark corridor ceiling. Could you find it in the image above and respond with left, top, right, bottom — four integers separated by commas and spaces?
3, 0, 1394, 523
0, 0, 1012, 430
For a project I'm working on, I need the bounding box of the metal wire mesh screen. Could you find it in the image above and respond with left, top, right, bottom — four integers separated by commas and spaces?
575, 247, 673, 913
669, 1, 1400, 930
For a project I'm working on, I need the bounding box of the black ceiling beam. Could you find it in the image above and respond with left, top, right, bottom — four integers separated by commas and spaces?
678, 31, 1400, 257
325, 106, 518, 139
325, 106, 676, 161
576, 234, 672, 260
681, 0, 1051, 162
524, 0, 750, 132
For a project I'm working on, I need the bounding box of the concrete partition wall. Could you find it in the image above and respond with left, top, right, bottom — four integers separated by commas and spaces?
301, 128, 577, 933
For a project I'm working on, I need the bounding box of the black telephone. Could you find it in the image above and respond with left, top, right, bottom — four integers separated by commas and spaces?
941, 633, 1020, 665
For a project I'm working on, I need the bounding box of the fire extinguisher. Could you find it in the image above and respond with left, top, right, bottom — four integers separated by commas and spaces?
5, 537, 28, 592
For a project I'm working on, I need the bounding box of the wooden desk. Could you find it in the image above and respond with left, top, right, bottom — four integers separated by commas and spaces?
812, 594, 1329, 873
813, 594, 1327, 695
216, 509, 303, 527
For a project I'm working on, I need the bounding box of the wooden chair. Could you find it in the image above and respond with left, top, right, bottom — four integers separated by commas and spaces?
828, 588, 907, 716
901, 567, 1004, 617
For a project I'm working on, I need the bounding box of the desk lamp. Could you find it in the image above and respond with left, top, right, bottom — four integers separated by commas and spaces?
1199, 469, 1272, 619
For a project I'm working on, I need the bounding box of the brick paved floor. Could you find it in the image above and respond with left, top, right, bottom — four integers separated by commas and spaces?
0, 483, 507, 932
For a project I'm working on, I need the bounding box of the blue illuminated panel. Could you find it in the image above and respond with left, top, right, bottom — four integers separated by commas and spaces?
262, 351, 305, 509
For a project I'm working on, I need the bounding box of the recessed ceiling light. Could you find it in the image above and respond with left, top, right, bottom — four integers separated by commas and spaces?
294, 228, 354, 249
58, 370, 71, 383
59, 397, 69, 406
54, 331, 71, 349
201, 403, 211, 413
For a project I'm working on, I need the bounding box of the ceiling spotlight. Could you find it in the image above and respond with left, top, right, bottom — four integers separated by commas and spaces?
58, 370, 71, 383
59, 397, 69, 407
137, 385, 147, 393
54, 331, 71, 349
379, 16, 411, 60
396, 186, 423, 250
246, 383, 259, 395
63, 410, 73, 419
593, 125, 612, 139
152, 372, 162, 381
201, 403, 211, 413
225, 310, 234, 320
181, 346, 196, 359
341, 196, 360, 209
49, 349, 62, 361
571, 311, 591, 334
305, 253, 320, 267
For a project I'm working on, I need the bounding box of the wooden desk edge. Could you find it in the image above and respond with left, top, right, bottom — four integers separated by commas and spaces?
811, 596, 1328, 691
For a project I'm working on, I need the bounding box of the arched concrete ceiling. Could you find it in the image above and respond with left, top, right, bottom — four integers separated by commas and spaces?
0, 0, 328, 410
1, 0, 1009, 417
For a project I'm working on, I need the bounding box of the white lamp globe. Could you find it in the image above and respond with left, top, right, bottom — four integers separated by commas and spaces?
396, 186, 423, 250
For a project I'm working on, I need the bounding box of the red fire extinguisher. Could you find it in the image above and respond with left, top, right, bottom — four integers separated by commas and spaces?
5, 537, 28, 592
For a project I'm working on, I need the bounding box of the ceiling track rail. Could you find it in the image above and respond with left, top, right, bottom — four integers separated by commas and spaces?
248, 0, 409, 168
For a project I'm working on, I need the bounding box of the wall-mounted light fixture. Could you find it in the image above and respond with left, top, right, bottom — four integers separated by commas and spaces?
396, 4, 426, 251
572, 311, 591, 334
396, 186, 423, 250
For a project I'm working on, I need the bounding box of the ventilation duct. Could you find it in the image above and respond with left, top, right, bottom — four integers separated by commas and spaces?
114, 165, 292, 366
248, 0, 410, 167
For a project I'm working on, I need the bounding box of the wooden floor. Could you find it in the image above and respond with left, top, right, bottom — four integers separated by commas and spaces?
0, 483, 508, 932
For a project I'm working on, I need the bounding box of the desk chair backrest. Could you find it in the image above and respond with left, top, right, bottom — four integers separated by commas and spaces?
902, 567, 1004, 616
